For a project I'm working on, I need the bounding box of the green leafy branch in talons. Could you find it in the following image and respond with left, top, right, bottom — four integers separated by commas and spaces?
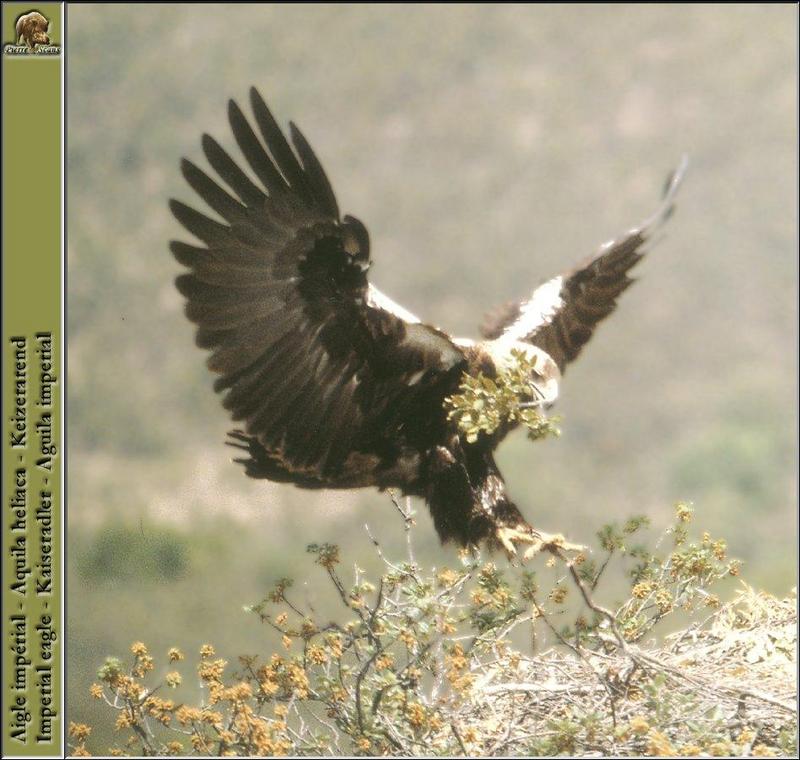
445, 349, 561, 444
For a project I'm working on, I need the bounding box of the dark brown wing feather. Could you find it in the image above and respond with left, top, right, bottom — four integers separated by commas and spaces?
171, 88, 466, 483
482, 158, 687, 371
531, 233, 644, 370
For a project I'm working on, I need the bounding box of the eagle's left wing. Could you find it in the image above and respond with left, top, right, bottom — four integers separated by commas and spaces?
171, 88, 467, 485
481, 158, 687, 372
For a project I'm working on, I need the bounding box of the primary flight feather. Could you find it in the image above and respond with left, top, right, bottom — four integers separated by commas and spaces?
171, 87, 685, 557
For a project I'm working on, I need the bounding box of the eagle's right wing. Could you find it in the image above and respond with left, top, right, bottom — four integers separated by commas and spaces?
481, 158, 687, 372
171, 88, 467, 483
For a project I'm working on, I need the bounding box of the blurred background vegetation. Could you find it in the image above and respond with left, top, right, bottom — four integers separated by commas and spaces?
66, 3, 797, 748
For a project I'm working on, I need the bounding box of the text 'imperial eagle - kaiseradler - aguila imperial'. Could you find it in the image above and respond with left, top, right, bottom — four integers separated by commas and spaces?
171, 88, 685, 559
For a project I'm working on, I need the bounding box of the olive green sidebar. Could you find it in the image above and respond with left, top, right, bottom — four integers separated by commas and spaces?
2, 3, 63, 757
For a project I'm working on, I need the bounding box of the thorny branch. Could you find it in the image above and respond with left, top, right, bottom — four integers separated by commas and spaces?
75, 499, 796, 758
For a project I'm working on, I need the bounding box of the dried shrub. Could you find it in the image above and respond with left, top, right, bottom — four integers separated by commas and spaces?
74, 502, 796, 757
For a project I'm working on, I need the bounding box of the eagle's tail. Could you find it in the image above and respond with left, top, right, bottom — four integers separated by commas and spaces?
426, 446, 481, 547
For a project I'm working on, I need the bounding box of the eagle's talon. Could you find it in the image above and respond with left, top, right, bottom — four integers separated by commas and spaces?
495, 525, 585, 563
495, 525, 543, 561
531, 530, 586, 556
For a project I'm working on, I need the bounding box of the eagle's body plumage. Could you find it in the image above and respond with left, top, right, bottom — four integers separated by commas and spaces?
171, 88, 684, 556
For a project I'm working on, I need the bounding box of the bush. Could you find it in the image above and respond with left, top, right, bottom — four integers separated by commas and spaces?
71, 500, 796, 757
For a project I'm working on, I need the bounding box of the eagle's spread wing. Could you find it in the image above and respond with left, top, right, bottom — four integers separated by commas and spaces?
171, 88, 466, 481
481, 158, 687, 371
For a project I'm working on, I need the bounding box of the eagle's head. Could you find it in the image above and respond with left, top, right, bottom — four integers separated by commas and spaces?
453, 337, 560, 410
484, 338, 561, 409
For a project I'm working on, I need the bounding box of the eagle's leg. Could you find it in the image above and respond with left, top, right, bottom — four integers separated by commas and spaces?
475, 467, 585, 562
426, 446, 585, 561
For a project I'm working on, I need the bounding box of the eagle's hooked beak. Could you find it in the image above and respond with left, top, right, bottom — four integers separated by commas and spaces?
518, 382, 553, 412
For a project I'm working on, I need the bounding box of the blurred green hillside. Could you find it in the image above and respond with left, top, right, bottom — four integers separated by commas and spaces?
66, 3, 797, 748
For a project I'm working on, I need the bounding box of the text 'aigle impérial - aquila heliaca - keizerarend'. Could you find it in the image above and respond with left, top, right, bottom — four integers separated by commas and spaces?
170, 87, 686, 561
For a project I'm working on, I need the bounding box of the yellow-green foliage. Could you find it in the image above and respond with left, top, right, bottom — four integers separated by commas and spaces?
72, 503, 795, 758
445, 349, 561, 444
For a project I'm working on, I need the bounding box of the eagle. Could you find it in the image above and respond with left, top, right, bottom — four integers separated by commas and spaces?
171, 87, 685, 559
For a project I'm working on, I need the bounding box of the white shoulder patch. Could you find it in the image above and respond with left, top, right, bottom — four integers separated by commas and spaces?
504, 275, 564, 340
366, 284, 421, 324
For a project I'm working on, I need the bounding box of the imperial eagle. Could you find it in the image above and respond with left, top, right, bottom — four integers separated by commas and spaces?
171, 88, 685, 558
